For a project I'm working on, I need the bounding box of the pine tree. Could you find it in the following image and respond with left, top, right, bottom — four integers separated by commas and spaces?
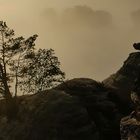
18, 48, 65, 94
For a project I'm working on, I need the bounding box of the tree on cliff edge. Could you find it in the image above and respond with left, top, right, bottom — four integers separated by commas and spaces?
0, 21, 65, 101
0, 21, 37, 100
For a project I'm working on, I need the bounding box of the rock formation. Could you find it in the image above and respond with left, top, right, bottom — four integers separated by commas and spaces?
0, 79, 122, 140
120, 114, 140, 140
120, 89, 140, 140
103, 51, 140, 140
103, 52, 140, 113
0, 51, 139, 139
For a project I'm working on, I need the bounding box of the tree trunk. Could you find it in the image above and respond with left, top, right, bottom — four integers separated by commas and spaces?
0, 64, 18, 119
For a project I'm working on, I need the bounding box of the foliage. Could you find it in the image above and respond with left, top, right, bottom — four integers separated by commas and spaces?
0, 21, 65, 98
18, 49, 65, 94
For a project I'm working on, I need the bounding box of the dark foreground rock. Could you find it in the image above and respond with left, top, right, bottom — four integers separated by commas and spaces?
0, 78, 123, 140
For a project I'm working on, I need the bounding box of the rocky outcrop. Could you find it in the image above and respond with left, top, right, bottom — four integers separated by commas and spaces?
104, 52, 140, 92
56, 78, 123, 139
103, 51, 140, 140
103, 52, 140, 113
0, 78, 123, 140
0, 89, 96, 140
120, 115, 140, 140
120, 88, 140, 140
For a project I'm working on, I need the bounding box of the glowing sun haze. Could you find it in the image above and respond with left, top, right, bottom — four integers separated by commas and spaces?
1, 0, 140, 81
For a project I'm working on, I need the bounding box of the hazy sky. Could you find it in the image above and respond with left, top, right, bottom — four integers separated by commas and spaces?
1, 0, 140, 81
